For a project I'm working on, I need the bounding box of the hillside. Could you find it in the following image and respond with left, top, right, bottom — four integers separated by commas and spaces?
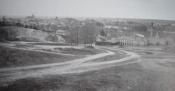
0, 26, 65, 42
1, 16, 175, 46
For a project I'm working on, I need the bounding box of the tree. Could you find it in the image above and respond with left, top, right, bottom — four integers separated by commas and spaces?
65, 19, 103, 46
146, 40, 152, 46
1, 16, 7, 25
100, 29, 107, 37
65, 19, 82, 45
80, 20, 102, 46
68, 25, 80, 45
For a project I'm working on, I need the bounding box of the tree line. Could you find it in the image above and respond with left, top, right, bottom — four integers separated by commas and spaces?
0, 16, 104, 46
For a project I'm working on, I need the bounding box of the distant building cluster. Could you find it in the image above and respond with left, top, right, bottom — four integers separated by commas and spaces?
97, 23, 175, 47
0, 16, 175, 46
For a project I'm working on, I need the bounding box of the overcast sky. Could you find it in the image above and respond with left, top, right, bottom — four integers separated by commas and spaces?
0, 0, 175, 20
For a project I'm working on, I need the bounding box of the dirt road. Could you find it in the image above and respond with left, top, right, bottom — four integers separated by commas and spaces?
0, 47, 140, 82
1, 46, 175, 91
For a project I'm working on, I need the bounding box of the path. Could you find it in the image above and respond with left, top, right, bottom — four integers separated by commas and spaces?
0, 46, 140, 83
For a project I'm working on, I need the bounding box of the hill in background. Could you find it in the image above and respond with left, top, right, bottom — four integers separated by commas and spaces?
0, 16, 175, 46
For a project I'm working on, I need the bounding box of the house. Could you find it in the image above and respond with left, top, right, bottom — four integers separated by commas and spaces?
117, 33, 146, 47
55, 30, 67, 35
55, 30, 68, 43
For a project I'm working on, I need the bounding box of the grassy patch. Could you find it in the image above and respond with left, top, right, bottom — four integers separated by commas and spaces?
28, 42, 69, 46
0, 63, 159, 91
1, 47, 173, 91
54, 48, 102, 55
0, 46, 79, 68
12, 42, 102, 55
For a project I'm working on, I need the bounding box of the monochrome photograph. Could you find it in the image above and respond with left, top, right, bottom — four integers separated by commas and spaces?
0, 0, 175, 91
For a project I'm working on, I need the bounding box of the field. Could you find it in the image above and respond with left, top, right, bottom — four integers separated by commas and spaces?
1, 45, 175, 91
0, 46, 77, 68
0, 63, 143, 91
0, 17, 175, 91
0, 42, 102, 68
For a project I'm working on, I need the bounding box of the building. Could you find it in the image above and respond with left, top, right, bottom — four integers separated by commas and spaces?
117, 33, 146, 47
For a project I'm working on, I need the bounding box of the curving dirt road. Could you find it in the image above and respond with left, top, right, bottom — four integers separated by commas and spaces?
0, 47, 140, 82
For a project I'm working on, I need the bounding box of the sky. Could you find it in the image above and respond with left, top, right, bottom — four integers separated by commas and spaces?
0, 0, 175, 20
